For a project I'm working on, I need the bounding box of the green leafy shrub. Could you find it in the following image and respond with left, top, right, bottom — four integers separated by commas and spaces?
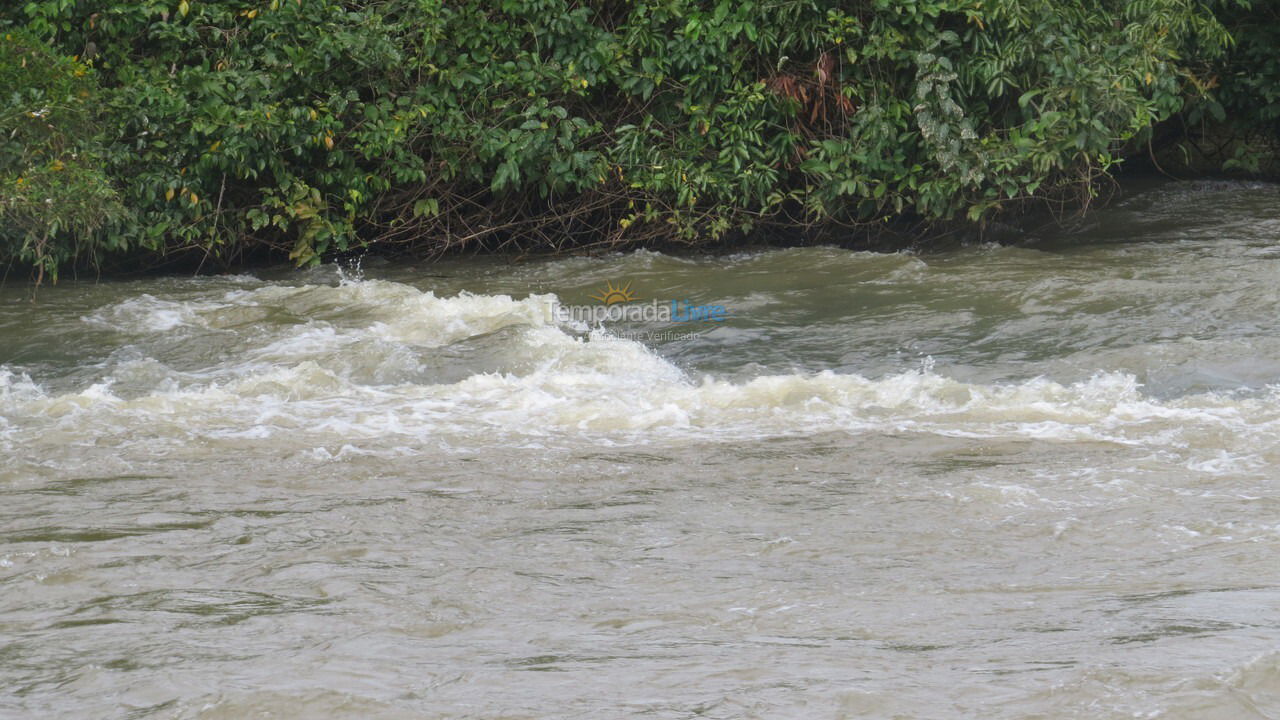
1, 29, 124, 284
0, 0, 1245, 276
1179, 0, 1280, 175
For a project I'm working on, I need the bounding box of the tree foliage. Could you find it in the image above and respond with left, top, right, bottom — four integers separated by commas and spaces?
1176, 0, 1280, 174
0, 0, 1255, 278
1, 29, 124, 283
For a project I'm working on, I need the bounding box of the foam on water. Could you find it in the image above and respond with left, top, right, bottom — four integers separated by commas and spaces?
4, 277, 1280, 472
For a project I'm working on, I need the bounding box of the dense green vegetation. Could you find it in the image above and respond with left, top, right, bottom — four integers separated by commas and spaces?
1172, 1, 1280, 175
1, 0, 1274, 282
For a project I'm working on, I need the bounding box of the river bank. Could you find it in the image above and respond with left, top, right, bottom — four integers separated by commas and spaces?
6, 1, 1278, 283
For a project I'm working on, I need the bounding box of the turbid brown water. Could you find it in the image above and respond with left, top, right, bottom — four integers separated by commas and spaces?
4, 180, 1280, 718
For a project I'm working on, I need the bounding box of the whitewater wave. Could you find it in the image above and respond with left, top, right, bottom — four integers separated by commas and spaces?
4, 278, 1280, 466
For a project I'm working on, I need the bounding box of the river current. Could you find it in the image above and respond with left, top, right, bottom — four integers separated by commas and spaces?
4, 180, 1280, 718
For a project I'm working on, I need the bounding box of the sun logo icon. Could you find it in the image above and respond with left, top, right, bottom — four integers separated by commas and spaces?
589, 280, 639, 305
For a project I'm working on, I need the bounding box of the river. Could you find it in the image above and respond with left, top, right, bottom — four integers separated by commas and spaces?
4, 180, 1280, 718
